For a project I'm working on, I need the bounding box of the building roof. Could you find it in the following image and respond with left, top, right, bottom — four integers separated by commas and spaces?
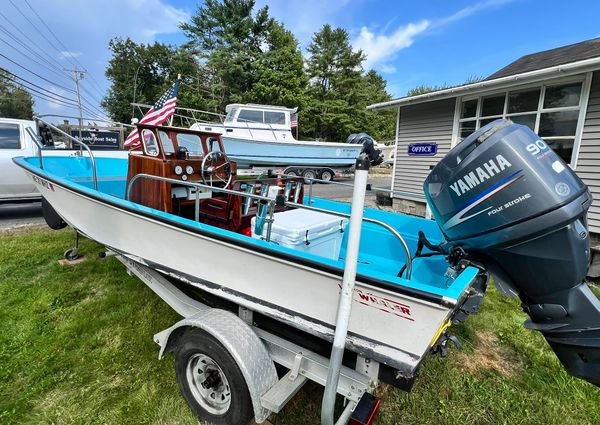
368, 37, 600, 111
487, 37, 600, 80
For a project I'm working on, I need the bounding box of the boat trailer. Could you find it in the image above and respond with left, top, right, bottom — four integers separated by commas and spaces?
105, 158, 382, 425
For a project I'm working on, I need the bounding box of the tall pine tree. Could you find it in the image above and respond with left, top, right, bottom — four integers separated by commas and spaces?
246, 22, 306, 109
181, 0, 274, 110
302, 25, 394, 142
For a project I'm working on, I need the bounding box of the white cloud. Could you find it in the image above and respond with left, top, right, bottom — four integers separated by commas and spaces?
379, 64, 397, 74
58, 51, 82, 60
433, 0, 515, 28
353, 0, 515, 72
256, 0, 352, 47
1, 0, 190, 118
353, 20, 430, 71
46, 86, 68, 110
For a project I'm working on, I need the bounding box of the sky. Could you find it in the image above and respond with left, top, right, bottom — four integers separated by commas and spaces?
1, 0, 599, 122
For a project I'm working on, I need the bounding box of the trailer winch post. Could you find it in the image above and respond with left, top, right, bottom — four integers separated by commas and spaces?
321, 154, 369, 425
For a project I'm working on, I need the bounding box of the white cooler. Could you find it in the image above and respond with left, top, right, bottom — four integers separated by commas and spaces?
251, 209, 348, 260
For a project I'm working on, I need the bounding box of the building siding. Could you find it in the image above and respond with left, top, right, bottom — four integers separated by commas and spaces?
392, 98, 455, 201
578, 71, 600, 233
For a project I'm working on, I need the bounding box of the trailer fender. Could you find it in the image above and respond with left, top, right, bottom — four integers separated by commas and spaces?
154, 308, 278, 423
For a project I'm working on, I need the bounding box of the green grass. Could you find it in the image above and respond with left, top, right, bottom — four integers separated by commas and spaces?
1, 227, 599, 424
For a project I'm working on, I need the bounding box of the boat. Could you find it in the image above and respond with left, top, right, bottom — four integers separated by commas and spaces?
136, 102, 378, 171
13, 117, 600, 424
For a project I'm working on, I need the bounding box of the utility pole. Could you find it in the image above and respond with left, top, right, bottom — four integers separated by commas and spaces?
65, 68, 86, 143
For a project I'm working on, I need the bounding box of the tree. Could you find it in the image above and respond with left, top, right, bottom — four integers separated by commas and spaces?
181, 0, 274, 110
353, 70, 395, 141
102, 38, 201, 123
407, 75, 484, 97
0, 69, 34, 120
302, 25, 364, 142
301, 25, 394, 142
246, 22, 306, 108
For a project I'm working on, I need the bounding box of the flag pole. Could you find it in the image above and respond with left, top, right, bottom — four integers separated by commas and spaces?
168, 74, 181, 127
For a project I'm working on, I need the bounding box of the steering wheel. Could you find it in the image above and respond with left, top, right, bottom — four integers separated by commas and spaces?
201, 151, 233, 188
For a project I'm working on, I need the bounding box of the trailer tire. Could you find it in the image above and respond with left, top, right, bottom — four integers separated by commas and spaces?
42, 197, 66, 230
302, 168, 316, 183
175, 329, 253, 425
320, 169, 334, 182
285, 168, 298, 177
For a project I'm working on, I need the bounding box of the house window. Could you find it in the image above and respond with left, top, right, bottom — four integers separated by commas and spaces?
458, 79, 584, 165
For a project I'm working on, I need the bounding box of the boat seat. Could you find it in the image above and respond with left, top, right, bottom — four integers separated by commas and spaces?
197, 177, 305, 233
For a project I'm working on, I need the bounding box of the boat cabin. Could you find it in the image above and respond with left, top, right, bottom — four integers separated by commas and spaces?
190, 104, 298, 142
224, 104, 297, 129
126, 124, 305, 232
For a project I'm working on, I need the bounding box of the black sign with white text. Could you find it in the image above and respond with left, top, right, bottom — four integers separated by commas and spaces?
69, 130, 121, 149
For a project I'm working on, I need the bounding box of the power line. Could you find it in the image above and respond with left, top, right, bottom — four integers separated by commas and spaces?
7, 0, 68, 66
0, 35, 106, 119
0, 71, 106, 120
4, 1, 108, 119
2, 69, 78, 103
21, 0, 107, 98
0, 33, 69, 82
0, 53, 76, 94
1, 75, 79, 108
79, 85, 108, 117
0, 33, 105, 117
0, 10, 68, 76
0, 24, 68, 78
7, 0, 108, 116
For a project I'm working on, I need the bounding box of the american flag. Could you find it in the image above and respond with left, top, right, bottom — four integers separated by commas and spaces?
290, 112, 298, 129
124, 79, 180, 148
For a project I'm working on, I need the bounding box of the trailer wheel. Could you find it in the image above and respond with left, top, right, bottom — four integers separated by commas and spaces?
285, 169, 298, 177
42, 197, 66, 230
320, 169, 334, 182
175, 329, 253, 425
302, 169, 317, 183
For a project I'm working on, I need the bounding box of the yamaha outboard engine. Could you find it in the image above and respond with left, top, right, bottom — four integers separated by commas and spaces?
424, 119, 600, 386
347, 133, 384, 166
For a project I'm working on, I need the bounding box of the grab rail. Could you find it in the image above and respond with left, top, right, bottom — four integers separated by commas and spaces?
25, 127, 44, 170
125, 174, 412, 279
281, 172, 432, 219
280, 172, 427, 202
33, 116, 99, 190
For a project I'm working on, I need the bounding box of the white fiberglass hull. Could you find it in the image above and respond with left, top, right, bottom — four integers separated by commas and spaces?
190, 123, 363, 168
221, 136, 363, 168
23, 169, 463, 374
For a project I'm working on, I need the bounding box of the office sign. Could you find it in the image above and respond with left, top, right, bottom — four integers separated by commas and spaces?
408, 143, 437, 156
70, 130, 121, 149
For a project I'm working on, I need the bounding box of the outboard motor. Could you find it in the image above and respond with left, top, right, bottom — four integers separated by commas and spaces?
346, 133, 384, 166
424, 119, 600, 386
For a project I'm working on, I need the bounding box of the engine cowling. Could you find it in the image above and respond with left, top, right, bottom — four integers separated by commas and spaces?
346, 133, 384, 166
424, 119, 600, 387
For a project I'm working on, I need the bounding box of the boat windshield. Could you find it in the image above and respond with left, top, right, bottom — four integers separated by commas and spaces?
176, 133, 203, 155
224, 107, 238, 123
